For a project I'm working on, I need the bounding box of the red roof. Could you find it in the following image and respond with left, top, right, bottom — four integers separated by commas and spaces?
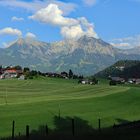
5, 69, 17, 73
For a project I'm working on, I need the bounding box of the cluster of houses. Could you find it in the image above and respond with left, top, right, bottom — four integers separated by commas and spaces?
46, 72, 69, 79
0, 66, 25, 80
109, 76, 140, 85
0, 65, 140, 85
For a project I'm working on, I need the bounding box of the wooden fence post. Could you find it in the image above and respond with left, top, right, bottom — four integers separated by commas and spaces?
19, 132, 21, 137
98, 119, 101, 131
72, 118, 75, 136
45, 124, 49, 136
26, 125, 30, 139
12, 120, 15, 140
58, 104, 61, 119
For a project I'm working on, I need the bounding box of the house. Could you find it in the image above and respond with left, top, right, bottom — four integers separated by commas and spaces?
135, 79, 140, 84
0, 68, 23, 79
110, 77, 125, 84
60, 72, 68, 79
81, 80, 87, 84
18, 75, 25, 80
128, 78, 140, 84
128, 79, 134, 84
79, 79, 94, 85
4, 69, 18, 79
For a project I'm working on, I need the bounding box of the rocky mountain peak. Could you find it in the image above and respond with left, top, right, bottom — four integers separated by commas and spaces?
0, 36, 140, 75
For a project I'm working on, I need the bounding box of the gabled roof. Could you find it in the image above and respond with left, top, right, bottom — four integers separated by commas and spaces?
5, 69, 17, 73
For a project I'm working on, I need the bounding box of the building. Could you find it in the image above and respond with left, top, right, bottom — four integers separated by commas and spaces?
79, 79, 94, 85
18, 75, 25, 80
110, 77, 125, 84
0, 68, 23, 79
135, 79, 140, 84
128, 78, 140, 84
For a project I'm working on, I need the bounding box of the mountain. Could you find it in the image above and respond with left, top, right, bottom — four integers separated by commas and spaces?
95, 60, 140, 78
0, 36, 140, 75
115, 46, 140, 61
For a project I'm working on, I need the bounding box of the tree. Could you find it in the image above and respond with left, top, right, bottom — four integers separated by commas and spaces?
30, 70, 38, 76
0, 65, 2, 75
23, 67, 30, 78
69, 69, 73, 79
79, 75, 84, 80
109, 80, 117, 86
91, 77, 98, 85
23, 67, 30, 73
14, 65, 22, 70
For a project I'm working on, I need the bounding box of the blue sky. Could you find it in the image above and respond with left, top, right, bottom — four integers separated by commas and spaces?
0, 0, 140, 49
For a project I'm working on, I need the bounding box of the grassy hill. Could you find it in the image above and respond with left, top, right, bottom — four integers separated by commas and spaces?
94, 60, 140, 78
0, 77, 140, 138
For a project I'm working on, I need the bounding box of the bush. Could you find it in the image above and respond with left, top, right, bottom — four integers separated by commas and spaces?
109, 80, 117, 86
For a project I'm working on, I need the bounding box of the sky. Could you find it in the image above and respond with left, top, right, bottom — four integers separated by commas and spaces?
0, 0, 140, 49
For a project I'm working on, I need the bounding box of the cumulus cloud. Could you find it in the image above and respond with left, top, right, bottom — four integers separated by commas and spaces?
25, 32, 36, 39
61, 18, 98, 39
0, 27, 22, 37
78, 17, 98, 38
0, 0, 76, 15
29, 4, 78, 27
110, 35, 140, 49
11, 16, 24, 22
30, 3, 98, 39
82, 0, 97, 6
111, 43, 130, 48
61, 25, 84, 39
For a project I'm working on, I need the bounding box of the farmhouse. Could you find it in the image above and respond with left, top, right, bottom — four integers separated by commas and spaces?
60, 71, 68, 79
110, 77, 125, 84
128, 78, 140, 84
79, 79, 95, 85
0, 67, 23, 79
18, 75, 25, 80
4, 69, 17, 78
135, 79, 140, 84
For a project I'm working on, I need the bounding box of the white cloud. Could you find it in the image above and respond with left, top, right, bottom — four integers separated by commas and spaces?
78, 17, 98, 38
111, 42, 130, 47
11, 16, 24, 22
0, 27, 22, 37
61, 25, 84, 39
110, 35, 140, 49
29, 4, 78, 27
30, 3, 98, 39
61, 18, 98, 39
25, 32, 36, 39
0, 0, 76, 15
82, 0, 97, 6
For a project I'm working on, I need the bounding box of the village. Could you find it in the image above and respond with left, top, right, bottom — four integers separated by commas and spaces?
0, 65, 140, 85
109, 76, 140, 85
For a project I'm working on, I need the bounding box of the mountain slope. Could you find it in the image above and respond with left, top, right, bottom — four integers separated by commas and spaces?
95, 60, 140, 78
0, 36, 140, 75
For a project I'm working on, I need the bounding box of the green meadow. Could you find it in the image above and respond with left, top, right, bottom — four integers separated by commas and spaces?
0, 77, 140, 137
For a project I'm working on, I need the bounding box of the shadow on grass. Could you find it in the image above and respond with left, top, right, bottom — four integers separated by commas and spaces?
116, 118, 130, 124
1, 116, 140, 140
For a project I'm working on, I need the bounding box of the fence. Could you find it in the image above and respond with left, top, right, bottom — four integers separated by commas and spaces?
1, 118, 140, 140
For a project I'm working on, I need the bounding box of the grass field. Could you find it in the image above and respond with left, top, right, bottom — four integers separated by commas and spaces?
0, 77, 140, 137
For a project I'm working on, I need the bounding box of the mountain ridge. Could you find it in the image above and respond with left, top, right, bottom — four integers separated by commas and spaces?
0, 36, 140, 75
